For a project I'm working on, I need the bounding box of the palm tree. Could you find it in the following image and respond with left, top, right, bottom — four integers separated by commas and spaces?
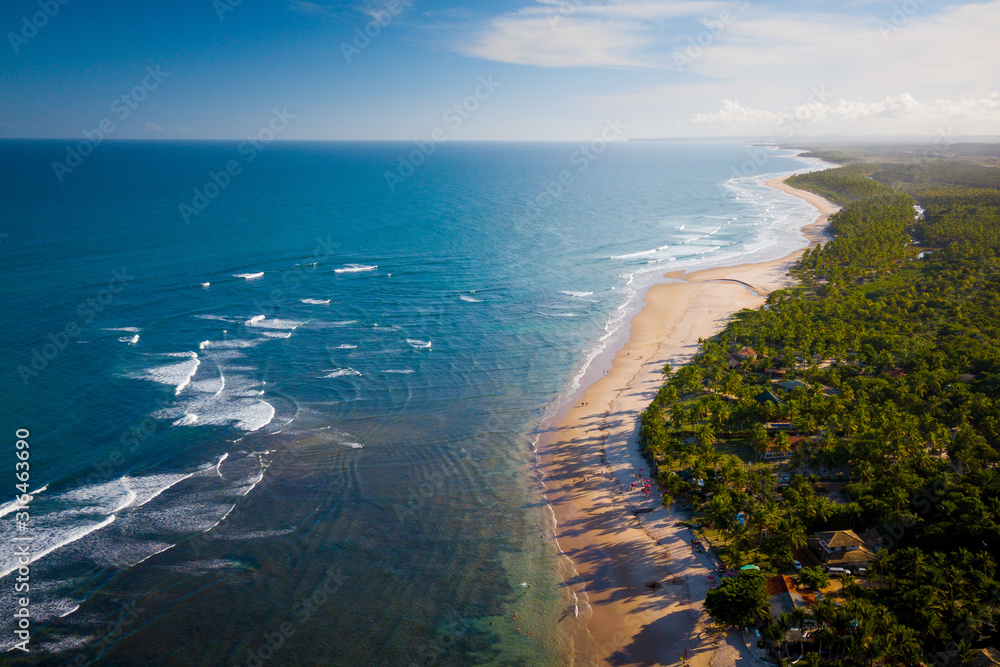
696, 424, 717, 448
955, 640, 977, 665
775, 516, 808, 552
670, 403, 686, 428
752, 498, 780, 543
788, 608, 808, 658
762, 622, 785, 659
717, 454, 742, 486
750, 423, 769, 461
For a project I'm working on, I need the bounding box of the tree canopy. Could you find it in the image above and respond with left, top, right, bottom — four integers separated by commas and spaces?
704, 570, 769, 628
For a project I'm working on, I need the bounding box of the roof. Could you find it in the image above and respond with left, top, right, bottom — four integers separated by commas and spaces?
737, 347, 757, 358
754, 389, 786, 405
825, 548, 873, 566
766, 435, 809, 453
776, 380, 808, 391
766, 575, 817, 619
763, 422, 794, 430
814, 482, 846, 492
971, 648, 1000, 667
856, 528, 883, 550
816, 530, 866, 549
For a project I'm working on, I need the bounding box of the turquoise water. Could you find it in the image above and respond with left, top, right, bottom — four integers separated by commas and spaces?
0, 140, 823, 664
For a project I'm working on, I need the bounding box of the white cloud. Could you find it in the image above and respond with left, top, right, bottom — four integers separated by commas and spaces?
447, 0, 1000, 136
461, 16, 649, 68
146, 122, 166, 131
693, 93, 1000, 125
691, 99, 785, 124
690, 1, 1000, 96
457, 0, 737, 68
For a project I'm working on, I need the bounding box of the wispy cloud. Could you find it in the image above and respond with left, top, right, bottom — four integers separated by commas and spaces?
290, 1, 336, 16
693, 93, 1000, 125
456, 0, 734, 69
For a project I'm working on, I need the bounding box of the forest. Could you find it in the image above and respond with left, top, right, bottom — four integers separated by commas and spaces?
640, 153, 1000, 665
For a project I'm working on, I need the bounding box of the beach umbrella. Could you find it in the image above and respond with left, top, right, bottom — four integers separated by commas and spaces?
739, 564, 760, 571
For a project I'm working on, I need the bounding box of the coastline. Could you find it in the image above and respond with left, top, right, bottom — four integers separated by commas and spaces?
538, 174, 840, 666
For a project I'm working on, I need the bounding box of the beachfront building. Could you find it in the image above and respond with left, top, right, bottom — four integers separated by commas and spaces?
970, 648, 1000, 667
753, 389, 785, 406
728, 346, 759, 368
809, 530, 877, 570
765, 575, 817, 622
763, 435, 810, 460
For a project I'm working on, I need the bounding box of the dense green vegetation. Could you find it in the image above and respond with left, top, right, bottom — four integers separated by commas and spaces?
704, 570, 769, 628
641, 156, 1000, 664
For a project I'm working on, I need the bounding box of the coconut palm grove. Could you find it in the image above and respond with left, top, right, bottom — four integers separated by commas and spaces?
640, 144, 1000, 665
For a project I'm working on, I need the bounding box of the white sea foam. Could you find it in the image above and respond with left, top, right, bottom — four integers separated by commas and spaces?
110, 486, 138, 514
0, 515, 117, 580
132, 472, 200, 508
133, 354, 200, 395
235, 401, 275, 431
459, 295, 483, 303
301, 298, 331, 305
195, 314, 239, 322
382, 369, 414, 374
559, 290, 594, 297
159, 397, 275, 433
246, 316, 303, 330
324, 368, 362, 378
342, 442, 364, 449
0, 500, 20, 519
333, 344, 357, 349
200, 282, 210, 288
0, 485, 48, 518
610, 248, 658, 260
134, 344, 277, 433
235, 272, 264, 280
203, 339, 262, 349
334, 264, 377, 274
119, 334, 140, 344
59, 604, 81, 618
406, 339, 432, 349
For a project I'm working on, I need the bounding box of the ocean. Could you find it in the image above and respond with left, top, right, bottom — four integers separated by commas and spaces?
0, 140, 826, 665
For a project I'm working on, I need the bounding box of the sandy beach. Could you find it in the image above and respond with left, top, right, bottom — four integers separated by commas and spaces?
538, 175, 840, 666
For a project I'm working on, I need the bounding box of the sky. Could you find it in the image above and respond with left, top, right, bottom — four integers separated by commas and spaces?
1, 0, 998, 141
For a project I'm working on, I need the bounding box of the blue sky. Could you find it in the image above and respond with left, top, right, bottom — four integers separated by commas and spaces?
2, 0, 998, 140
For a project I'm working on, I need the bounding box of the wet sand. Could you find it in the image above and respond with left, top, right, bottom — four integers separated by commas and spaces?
538, 175, 840, 666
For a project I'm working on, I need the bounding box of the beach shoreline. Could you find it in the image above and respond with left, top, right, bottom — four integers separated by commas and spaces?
537, 174, 840, 666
